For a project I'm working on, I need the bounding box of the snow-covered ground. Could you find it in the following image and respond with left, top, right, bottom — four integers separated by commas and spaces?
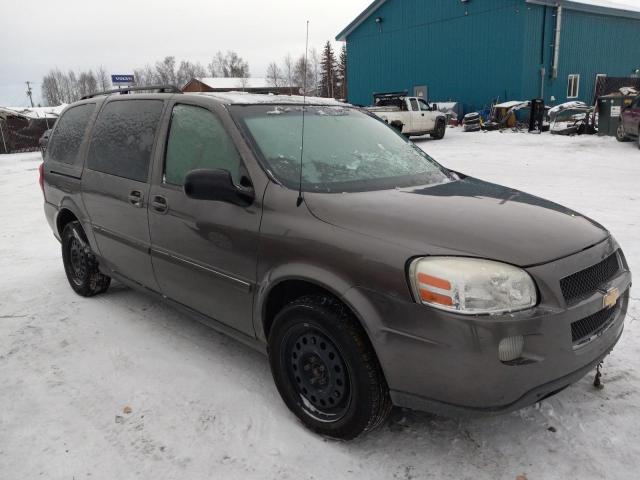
1, 129, 638, 480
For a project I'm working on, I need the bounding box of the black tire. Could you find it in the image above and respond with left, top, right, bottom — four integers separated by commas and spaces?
431, 120, 446, 140
268, 295, 392, 439
390, 122, 404, 134
61, 221, 111, 297
616, 122, 631, 142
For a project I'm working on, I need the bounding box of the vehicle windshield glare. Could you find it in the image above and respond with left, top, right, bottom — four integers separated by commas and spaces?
231, 105, 452, 192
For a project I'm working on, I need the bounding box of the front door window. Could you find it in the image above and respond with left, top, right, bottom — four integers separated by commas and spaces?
164, 104, 242, 185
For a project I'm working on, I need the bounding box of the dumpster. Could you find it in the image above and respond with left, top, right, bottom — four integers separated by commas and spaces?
597, 94, 636, 137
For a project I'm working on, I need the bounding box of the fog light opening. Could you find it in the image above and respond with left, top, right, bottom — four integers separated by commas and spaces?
498, 335, 525, 362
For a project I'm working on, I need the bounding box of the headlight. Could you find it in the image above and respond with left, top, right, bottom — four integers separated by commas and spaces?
408, 257, 537, 315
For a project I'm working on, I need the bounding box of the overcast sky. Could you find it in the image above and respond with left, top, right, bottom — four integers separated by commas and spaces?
0, 0, 370, 106
2, 0, 639, 106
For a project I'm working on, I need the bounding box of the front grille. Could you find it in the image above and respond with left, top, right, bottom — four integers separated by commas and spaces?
560, 252, 620, 304
571, 302, 619, 345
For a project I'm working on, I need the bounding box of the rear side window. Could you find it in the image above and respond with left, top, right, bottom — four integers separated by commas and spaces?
46, 104, 95, 164
87, 100, 164, 182
164, 104, 241, 185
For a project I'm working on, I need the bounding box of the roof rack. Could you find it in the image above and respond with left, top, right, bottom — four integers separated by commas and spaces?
81, 84, 182, 100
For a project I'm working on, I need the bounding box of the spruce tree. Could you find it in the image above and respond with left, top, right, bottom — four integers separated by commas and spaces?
338, 45, 347, 100
320, 41, 337, 98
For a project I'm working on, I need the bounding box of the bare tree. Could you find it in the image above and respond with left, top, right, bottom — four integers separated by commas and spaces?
77, 70, 98, 97
208, 50, 249, 78
282, 54, 295, 95
293, 55, 314, 95
134, 64, 158, 87
309, 47, 321, 96
41, 72, 63, 106
207, 51, 225, 77
238, 77, 250, 91
227, 51, 249, 77
266, 62, 283, 87
176, 60, 207, 87
154, 56, 177, 85
96, 66, 110, 90
40, 68, 84, 105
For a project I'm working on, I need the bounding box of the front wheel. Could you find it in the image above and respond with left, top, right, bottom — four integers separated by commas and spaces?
268, 295, 392, 439
61, 221, 111, 297
616, 122, 631, 142
431, 120, 446, 139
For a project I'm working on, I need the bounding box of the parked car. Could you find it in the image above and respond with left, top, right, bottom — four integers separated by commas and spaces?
617, 94, 640, 147
41, 88, 631, 439
366, 92, 447, 139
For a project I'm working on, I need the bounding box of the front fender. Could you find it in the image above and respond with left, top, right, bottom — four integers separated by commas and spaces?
253, 263, 355, 343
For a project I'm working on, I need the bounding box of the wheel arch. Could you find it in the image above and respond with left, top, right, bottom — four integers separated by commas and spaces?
55, 198, 99, 253
56, 207, 80, 238
256, 266, 374, 346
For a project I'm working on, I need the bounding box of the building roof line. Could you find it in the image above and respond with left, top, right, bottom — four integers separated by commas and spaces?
336, 0, 640, 41
335, 0, 387, 41
525, 1, 640, 20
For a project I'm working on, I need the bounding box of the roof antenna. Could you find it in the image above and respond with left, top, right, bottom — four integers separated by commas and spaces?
296, 20, 310, 208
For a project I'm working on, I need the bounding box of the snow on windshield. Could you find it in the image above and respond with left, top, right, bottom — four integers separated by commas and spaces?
236, 106, 451, 192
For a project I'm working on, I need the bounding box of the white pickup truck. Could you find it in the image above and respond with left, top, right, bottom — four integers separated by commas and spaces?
366, 92, 447, 139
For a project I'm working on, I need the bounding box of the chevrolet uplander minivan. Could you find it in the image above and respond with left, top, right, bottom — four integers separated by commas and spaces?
41, 86, 632, 439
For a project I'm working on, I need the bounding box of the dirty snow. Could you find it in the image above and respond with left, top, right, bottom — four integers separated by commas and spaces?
1, 128, 639, 480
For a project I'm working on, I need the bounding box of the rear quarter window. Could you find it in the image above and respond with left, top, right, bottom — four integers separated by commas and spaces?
46, 103, 96, 165
87, 100, 164, 182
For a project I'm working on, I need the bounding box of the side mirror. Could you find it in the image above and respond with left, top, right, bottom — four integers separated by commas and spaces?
184, 169, 254, 206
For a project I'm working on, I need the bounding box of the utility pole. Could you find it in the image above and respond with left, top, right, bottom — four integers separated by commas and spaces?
25, 81, 34, 107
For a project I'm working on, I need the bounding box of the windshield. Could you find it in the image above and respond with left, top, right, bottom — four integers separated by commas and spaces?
230, 105, 452, 192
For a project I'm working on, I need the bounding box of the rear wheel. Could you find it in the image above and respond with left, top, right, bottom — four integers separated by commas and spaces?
268, 295, 392, 439
616, 122, 631, 142
431, 120, 446, 139
61, 221, 111, 297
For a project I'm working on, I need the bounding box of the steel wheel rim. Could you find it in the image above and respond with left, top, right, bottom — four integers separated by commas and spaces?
68, 237, 86, 285
282, 325, 351, 422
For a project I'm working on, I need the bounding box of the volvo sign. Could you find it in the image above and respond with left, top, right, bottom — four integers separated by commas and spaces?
111, 74, 135, 86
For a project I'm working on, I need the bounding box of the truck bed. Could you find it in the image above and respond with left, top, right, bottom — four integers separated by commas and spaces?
366, 106, 402, 113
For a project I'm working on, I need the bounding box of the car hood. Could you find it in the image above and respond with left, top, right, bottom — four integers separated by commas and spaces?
304, 177, 609, 267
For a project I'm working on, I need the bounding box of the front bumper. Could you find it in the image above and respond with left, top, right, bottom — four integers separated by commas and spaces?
344, 238, 631, 415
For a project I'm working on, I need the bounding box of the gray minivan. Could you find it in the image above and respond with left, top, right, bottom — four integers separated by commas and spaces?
41, 87, 632, 439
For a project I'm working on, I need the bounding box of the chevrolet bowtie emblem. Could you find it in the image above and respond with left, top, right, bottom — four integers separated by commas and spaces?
603, 287, 620, 310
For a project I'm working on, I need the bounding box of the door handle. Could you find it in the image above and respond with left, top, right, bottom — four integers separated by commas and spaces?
128, 190, 143, 208
151, 195, 168, 214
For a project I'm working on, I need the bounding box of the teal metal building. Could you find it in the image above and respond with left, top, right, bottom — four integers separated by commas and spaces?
336, 0, 640, 112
